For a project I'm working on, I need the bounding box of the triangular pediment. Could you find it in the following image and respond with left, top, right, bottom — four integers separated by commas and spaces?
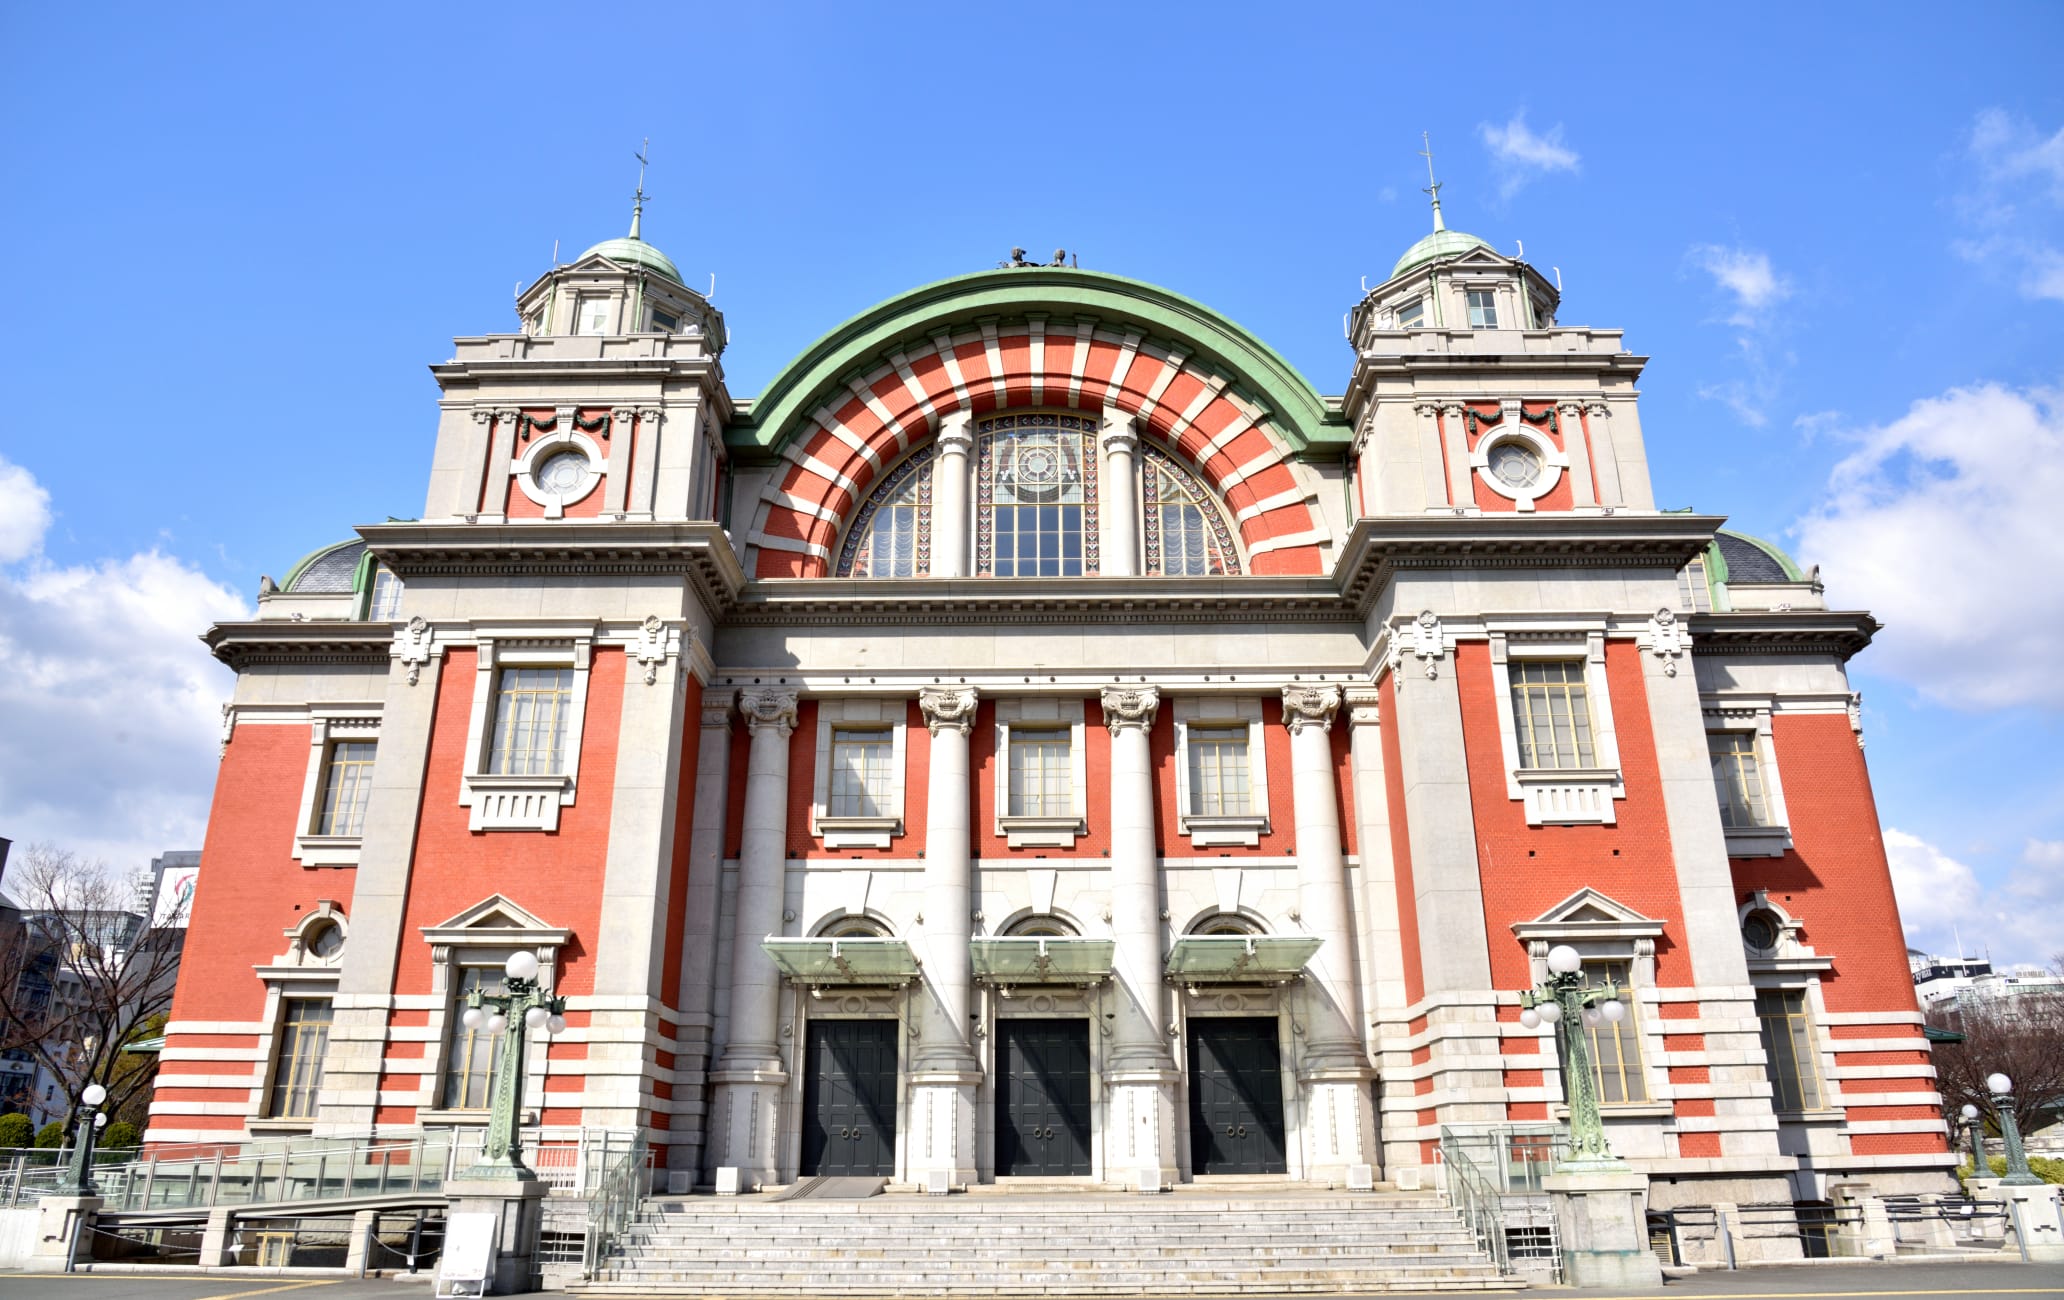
1512, 887, 1665, 940
1447, 247, 1518, 270
426, 894, 558, 935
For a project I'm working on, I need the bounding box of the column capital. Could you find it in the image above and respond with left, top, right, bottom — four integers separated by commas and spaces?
738, 686, 798, 738
1280, 684, 1342, 735
919, 685, 979, 735
1343, 688, 1381, 728
1100, 684, 1160, 733
1101, 406, 1140, 454
935, 409, 975, 455
609, 405, 639, 428
700, 687, 737, 731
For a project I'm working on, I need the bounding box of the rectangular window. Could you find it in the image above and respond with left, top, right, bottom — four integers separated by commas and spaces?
367, 568, 403, 621
1585, 961, 1648, 1104
1395, 297, 1425, 329
488, 668, 575, 776
315, 741, 377, 836
1187, 725, 1252, 816
1757, 988, 1824, 1111
1467, 289, 1500, 328
442, 967, 506, 1110
576, 296, 612, 335
267, 998, 333, 1119
1510, 661, 1597, 769
1007, 729, 1072, 817
1676, 558, 1712, 613
1709, 732, 1769, 828
650, 310, 678, 333
828, 727, 894, 817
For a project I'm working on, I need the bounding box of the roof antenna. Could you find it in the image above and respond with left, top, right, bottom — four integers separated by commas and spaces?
551, 238, 560, 266
1419, 131, 1446, 233
630, 137, 650, 240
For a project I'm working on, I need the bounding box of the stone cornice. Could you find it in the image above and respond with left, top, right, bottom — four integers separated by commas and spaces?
727, 575, 1352, 626
1335, 514, 1725, 616
1689, 610, 1878, 661
203, 622, 394, 671
358, 521, 745, 617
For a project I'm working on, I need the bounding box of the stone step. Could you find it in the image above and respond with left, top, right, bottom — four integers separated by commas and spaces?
610, 1247, 1488, 1266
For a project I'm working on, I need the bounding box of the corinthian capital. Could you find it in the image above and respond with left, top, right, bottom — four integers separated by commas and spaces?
919, 685, 979, 735
738, 686, 799, 737
1100, 684, 1160, 733
1100, 407, 1140, 454
1280, 684, 1343, 735
935, 410, 974, 456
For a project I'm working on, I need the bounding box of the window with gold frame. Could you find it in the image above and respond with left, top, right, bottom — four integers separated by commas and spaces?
441, 966, 508, 1110
1755, 987, 1825, 1111
1709, 731, 1770, 828
266, 997, 333, 1119
1582, 959, 1649, 1105
314, 741, 377, 836
487, 668, 575, 776
1509, 660, 1598, 769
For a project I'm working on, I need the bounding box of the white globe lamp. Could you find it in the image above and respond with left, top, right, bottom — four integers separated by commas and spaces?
1546, 945, 1581, 976
505, 951, 541, 982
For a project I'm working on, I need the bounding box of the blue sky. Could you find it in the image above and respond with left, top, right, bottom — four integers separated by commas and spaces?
2, 4, 2060, 964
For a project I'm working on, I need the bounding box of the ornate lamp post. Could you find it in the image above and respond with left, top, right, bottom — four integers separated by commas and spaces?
56, 1082, 109, 1196
1961, 1102, 1987, 1178
458, 951, 566, 1181
1518, 944, 1630, 1171
1987, 1073, 2044, 1187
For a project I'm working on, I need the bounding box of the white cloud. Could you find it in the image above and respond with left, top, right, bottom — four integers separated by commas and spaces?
1795, 382, 2064, 710
1955, 109, 2064, 303
1887, 828, 2064, 969
2027, 839, 2064, 868
0, 455, 247, 872
1691, 244, 1792, 326
0, 455, 53, 562
1477, 113, 1579, 199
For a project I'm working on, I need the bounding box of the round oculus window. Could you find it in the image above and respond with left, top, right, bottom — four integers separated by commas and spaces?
1742, 913, 1779, 951
536, 450, 590, 495
1487, 440, 1544, 490
307, 923, 344, 959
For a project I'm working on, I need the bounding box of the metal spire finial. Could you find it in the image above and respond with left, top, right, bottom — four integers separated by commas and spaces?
629, 138, 650, 240
1419, 131, 1446, 233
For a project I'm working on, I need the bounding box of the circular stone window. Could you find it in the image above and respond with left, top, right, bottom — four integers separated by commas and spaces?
1486, 440, 1543, 491
1741, 912, 1779, 952
535, 450, 591, 496
306, 922, 344, 960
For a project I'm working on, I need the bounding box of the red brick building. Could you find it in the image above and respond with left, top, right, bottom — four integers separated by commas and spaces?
153, 200, 1949, 1209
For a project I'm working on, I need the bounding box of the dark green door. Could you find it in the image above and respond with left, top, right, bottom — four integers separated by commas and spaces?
996, 1019, 1092, 1176
1187, 1017, 1286, 1175
801, 1020, 898, 1177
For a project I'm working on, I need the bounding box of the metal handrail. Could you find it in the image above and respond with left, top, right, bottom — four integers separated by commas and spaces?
579, 1141, 651, 1280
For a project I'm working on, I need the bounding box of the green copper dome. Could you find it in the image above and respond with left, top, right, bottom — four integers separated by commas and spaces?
1391, 228, 1494, 278
580, 235, 683, 285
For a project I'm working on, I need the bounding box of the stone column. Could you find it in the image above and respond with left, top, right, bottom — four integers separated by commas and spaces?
908, 686, 981, 1184
1345, 692, 1412, 1178
1101, 409, 1141, 576
1280, 685, 1377, 1183
1101, 685, 1178, 1188
679, 689, 735, 1182
929, 411, 975, 577
707, 686, 797, 1187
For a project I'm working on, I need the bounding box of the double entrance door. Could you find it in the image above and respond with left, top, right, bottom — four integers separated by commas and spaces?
995, 1019, 1092, 1176
1187, 1017, 1287, 1175
801, 1020, 898, 1177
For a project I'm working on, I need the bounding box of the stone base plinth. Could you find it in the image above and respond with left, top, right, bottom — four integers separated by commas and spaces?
906, 1070, 980, 1186
31, 1194, 100, 1269
443, 1177, 549, 1295
2005, 1182, 2064, 1262
1543, 1166, 1664, 1288
1106, 1070, 1179, 1189
707, 1069, 788, 1187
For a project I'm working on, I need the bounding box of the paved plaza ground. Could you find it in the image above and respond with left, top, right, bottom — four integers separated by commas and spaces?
2, 1259, 2061, 1300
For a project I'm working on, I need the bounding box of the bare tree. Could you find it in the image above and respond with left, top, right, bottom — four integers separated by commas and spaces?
0, 844, 187, 1130
1929, 992, 2064, 1140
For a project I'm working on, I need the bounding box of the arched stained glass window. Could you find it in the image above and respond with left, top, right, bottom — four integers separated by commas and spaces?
977, 412, 1099, 577
838, 445, 933, 577
1142, 444, 1241, 576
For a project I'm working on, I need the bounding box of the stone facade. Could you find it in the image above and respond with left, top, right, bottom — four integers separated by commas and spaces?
151, 205, 1953, 1207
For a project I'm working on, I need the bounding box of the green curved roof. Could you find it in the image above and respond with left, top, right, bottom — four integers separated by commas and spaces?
1392, 228, 1495, 278
281, 538, 369, 593
580, 236, 683, 285
1707, 529, 1805, 586
735, 266, 1346, 454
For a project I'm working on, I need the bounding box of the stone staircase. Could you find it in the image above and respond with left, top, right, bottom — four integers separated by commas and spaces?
573, 1191, 1524, 1295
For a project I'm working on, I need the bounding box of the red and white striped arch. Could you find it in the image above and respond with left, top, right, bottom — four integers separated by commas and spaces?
746, 319, 1330, 578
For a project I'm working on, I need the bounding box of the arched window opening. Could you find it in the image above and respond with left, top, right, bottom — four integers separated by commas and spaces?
1191, 913, 1262, 937
819, 916, 891, 939
833, 411, 1243, 579
1004, 915, 1079, 938
1142, 444, 1240, 576
976, 412, 1098, 577
839, 445, 933, 577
